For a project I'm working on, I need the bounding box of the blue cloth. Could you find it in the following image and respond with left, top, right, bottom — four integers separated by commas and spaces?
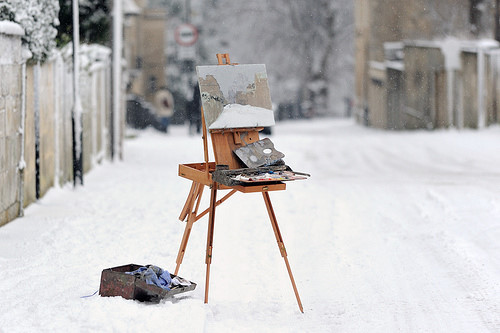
126, 265, 172, 290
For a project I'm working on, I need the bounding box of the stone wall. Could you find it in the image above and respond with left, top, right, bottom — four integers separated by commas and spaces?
366, 64, 387, 128
403, 44, 445, 129
461, 51, 480, 128
458, 48, 500, 129
386, 67, 404, 129
486, 52, 500, 125
354, 0, 499, 129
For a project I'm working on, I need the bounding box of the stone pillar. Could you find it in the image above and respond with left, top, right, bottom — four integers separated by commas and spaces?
0, 21, 25, 226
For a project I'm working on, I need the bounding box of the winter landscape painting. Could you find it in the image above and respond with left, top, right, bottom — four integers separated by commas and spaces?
197, 64, 275, 130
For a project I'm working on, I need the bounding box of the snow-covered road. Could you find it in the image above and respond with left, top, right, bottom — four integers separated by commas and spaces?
1, 119, 499, 332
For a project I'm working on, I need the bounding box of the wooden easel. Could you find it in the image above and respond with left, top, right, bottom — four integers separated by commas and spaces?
174, 54, 303, 312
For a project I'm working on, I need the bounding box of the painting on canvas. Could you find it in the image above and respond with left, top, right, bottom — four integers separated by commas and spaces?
196, 64, 275, 130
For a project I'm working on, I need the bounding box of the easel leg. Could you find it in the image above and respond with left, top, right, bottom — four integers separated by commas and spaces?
205, 184, 218, 304
179, 182, 197, 222
175, 182, 204, 275
262, 191, 304, 313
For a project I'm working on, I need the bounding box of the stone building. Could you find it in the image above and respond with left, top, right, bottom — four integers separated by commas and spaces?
124, 0, 168, 104
354, 0, 500, 129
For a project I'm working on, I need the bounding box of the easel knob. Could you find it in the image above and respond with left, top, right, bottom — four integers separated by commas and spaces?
216, 53, 231, 65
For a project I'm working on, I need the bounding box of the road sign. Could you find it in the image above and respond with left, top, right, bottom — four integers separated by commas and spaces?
175, 23, 198, 47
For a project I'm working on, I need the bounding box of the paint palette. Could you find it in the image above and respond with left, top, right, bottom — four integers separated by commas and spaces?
234, 138, 284, 168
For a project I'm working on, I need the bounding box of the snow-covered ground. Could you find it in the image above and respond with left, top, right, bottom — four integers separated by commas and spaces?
1, 119, 499, 332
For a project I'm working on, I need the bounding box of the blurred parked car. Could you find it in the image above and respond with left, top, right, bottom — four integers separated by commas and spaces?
126, 95, 157, 129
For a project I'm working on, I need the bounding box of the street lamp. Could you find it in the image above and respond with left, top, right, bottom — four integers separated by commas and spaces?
72, 0, 83, 186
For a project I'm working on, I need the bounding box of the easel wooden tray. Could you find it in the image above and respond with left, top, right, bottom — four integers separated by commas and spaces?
179, 162, 294, 192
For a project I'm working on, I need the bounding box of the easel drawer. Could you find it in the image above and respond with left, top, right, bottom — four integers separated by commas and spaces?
232, 183, 286, 193
178, 162, 216, 186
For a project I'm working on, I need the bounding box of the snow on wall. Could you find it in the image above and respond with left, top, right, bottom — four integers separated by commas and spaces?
0, 20, 24, 36
0, 22, 23, 65
1, 0, 59, 60
440, 37, 461, 71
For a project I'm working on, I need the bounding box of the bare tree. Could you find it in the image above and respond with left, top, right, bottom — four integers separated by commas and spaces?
423, 0, 469, 37
201, 0, 354, 117
424, 0, 495, 38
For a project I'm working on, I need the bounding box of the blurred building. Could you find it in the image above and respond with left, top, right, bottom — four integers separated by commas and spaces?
355, 0, 500, 129
124, 0, 168, 104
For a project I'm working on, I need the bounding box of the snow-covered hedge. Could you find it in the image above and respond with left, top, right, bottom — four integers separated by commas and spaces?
0, 0, 59, 61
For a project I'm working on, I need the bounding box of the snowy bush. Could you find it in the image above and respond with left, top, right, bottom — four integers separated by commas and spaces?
0, 0, 60, 61
57, 0, 110, 46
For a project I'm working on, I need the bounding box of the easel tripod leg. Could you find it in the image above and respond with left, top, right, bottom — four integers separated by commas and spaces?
175, 182, 204, 275
205, 184, 218, 304
179, 182, 197, 222
262, 191, 304, 313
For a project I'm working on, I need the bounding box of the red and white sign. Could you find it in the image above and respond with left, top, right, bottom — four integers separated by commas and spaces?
174, 23, 199, 47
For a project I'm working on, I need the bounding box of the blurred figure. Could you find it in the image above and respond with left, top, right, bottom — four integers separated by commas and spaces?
344, 96, 353, 117
188, 84, 202, 135
154, 87, 174, 133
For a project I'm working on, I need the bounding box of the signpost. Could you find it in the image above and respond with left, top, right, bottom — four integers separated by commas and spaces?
174, 23, 198, 46
175, 23, 198, 61
175, 23, 198, 98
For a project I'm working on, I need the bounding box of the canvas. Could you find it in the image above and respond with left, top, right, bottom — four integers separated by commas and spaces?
196, 64, 275, 130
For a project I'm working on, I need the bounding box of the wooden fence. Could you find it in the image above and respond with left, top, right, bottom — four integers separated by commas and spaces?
1, 29, 121, 226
